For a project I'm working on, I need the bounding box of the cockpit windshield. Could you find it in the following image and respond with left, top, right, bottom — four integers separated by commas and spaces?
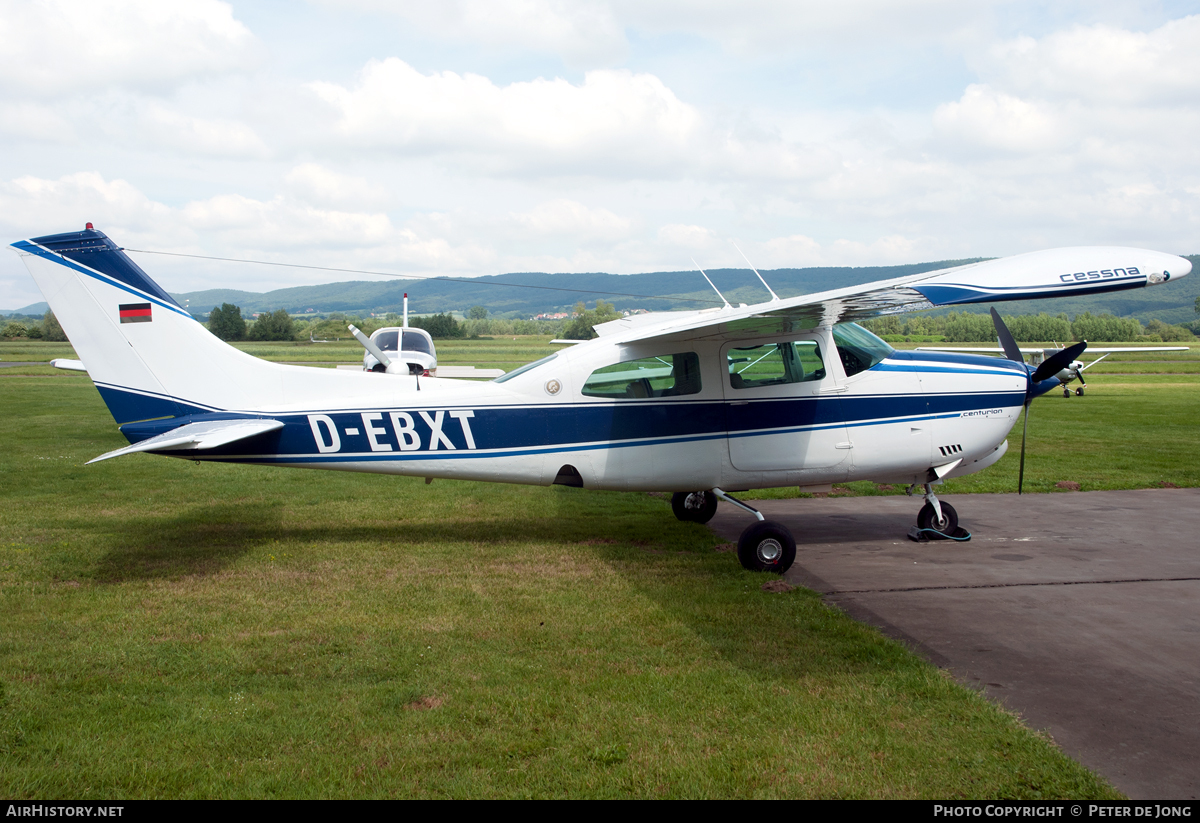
374, 330, 434, 355
831, 322, 894, 377
493, 353, 558, 383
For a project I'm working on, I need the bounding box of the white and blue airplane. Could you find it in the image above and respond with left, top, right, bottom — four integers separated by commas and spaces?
12, 225, 1191, 573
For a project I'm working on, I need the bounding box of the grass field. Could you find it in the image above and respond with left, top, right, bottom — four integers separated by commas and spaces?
6, 337, 1193, 798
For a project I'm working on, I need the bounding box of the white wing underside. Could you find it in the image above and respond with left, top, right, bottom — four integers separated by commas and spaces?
917, 347, 1189, 354
593, 269, 945, 345
88, 418, 285, 464
591, 247, 1188, 346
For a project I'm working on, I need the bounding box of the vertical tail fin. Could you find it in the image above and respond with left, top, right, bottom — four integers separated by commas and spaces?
12, 226, 283, 423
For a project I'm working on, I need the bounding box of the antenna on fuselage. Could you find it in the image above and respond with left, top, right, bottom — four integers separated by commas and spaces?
732, 242, 780, 302
692, 258, 731, 309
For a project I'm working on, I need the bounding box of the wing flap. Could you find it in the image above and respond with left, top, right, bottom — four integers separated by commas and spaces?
88, 418, 284, 464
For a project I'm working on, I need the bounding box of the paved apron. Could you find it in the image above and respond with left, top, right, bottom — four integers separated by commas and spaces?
709, 488, 1200, 799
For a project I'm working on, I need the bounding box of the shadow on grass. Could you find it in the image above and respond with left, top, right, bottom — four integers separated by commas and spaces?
86, 490, 676, 583
585, 537, 918, 683
93, 502, 281, 583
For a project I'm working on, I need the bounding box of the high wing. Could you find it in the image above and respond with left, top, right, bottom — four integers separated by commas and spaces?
916, 346, 1189, 354
87, 418, 285, 464
593, 247, 1190, 345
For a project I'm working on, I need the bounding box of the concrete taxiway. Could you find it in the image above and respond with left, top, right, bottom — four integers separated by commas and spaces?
708, 488, 1200, 799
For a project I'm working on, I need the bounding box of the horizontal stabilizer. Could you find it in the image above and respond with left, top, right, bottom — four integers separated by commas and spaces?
50, 359, 88, 372
88, 418, 284, 464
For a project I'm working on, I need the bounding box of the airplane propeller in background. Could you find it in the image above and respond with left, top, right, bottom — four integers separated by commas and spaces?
989, 308, 1088, 494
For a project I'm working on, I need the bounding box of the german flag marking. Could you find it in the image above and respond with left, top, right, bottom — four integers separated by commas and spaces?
119, 302, 152, 324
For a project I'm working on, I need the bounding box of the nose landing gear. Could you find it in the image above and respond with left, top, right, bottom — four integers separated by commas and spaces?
907, 483, 971, 542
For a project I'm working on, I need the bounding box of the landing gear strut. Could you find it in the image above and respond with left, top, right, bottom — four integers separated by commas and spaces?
711, 488, 796, 574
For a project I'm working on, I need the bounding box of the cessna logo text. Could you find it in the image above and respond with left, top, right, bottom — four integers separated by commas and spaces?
308, 411, 476, 453
1059, 267, 1139, 283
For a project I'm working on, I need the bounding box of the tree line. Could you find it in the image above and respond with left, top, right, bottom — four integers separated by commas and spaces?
201, 300, 619, 342
861, 311, 1197, 343
5, 304, 1195, 344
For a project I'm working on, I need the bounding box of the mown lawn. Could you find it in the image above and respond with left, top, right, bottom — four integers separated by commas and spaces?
0, 372, 1123, 799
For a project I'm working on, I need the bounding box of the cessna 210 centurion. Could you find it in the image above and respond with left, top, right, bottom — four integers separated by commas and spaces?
12, 226, 1191, 574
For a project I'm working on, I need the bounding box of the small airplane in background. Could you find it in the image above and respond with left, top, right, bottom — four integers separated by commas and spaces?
916, 344, 1189, 396
348, 293, 504, 380
12, 226, 1192, 574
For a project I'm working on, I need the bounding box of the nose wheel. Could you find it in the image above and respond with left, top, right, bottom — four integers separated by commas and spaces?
907, 483, 971, 542
917, 500, 958, 533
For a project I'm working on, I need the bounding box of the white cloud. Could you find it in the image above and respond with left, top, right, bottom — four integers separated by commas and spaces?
309, 59, 701, 175
284, 164, 391, 209
984, 16, 1200, 105
138, 104, 269, 158
932, 84, 1068, 154
622, 0, 985, 55
0, 172, 173, 239
334, 0, 991, 65
0, 0, 260, 97
338, 0, 627, 67
508, 199, 632, 242
181, 194, 393, 249
0, 101, 76, 142
759, 233, 919, 267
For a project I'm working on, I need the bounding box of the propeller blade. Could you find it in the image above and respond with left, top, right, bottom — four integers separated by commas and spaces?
990, 308, 1024, 364
1017, 402, 1030, 495
1031, 341, 1088, 383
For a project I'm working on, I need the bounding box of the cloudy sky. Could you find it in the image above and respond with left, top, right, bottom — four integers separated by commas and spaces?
2, 0, 1198, 309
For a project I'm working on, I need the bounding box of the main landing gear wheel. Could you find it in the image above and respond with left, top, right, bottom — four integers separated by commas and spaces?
1075, 387, 1085, 396
737, 521, 796, 574
917, 501, 958, 534
671, 491, 718, 524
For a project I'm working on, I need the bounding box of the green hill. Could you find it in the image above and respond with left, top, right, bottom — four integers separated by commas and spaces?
8, 255, 1198, 324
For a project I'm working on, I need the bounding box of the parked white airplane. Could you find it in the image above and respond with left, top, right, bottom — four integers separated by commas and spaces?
349, 296, 504, 379
916, 344, 1189, 396
12, 226, 1191, 573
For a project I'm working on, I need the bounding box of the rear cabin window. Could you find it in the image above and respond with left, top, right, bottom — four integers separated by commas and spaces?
582, 352, 702, 399
728, 341, 826, 389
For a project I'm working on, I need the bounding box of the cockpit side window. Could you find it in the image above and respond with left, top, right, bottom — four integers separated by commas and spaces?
728, 341, 826, 389
582, 352, 702, 399
831, 323, 894, 377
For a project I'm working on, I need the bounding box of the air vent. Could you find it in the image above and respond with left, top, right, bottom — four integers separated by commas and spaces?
938, 444, 964, 457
